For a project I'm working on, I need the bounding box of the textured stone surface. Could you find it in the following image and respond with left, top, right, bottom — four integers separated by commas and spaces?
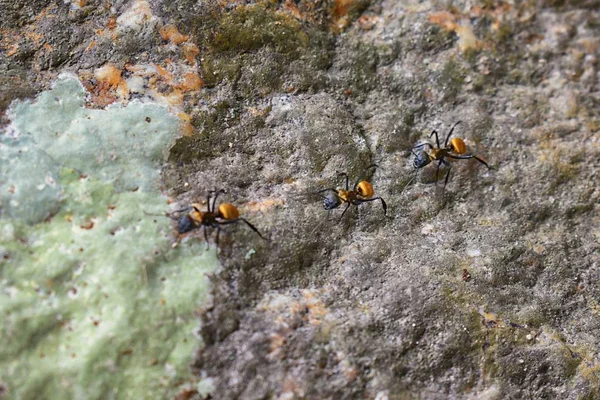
2, 0, 600, 399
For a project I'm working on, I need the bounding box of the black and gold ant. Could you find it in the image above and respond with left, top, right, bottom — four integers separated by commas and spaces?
174, 189, 267, 247
317, 164, 387, 220
404, 122, 491, 190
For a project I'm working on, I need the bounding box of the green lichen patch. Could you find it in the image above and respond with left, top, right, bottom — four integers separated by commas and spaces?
192, 2, 335, 94
207, 4, 310, 55
0, 76, 220, 399
10, 77, 174, 193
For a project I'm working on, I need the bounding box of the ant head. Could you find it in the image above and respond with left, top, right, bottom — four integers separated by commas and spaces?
323, 192, 341, 210
413, 149, 431, 169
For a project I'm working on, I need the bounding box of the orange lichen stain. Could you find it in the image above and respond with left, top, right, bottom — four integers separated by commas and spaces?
35, 4, 58, 22
581, 362, 600, 383
342, 364, 359, 382
157, 89, 184, 106
80, 64, 124, 107
106, 16, 117, 30
357, 14, 378, 30
182, 43, 199, 65
178, 112, 195, 136
68, 0, 87, 9
283, 0, 303, 20
282, 377, 300, 393
159, 24, 189, 45
124, 63, 157, 77
478, 309, 504, 328
428, 11, 458, 31
577, 38, 600, 54
25, 31, 44, 45
269, 332, 287, 354
303, 290, 328, 325
331, 0, 355, 32
242, 199, 285, 213
333, 0, 354, 18
154, 64, 174, 81
91, 64, 130, 101
428, 11, 482, 52
455, 23, 481, 52
6, 44, 19, 57
258, 290, 332, 329
84, 40, 97, 52
177, 71, 203, 91
80, 221, 95, 230
247, 105, 272, 118
95, 64, 123, 88
471, 2, 512, 17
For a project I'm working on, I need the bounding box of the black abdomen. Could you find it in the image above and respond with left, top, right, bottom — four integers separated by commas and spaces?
177, 215, 195, 234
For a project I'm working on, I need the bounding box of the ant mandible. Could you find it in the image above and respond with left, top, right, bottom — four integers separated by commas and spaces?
317, 164, 387, 220
405, 121, 491, 190
176, 189, 267, 247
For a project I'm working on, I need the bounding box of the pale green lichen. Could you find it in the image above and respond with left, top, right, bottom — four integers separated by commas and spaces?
0, 76, 219, 399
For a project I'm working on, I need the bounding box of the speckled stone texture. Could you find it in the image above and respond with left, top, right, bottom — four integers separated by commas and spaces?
2, 0, 600, 399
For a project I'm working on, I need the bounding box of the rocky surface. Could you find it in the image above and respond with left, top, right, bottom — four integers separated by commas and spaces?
2, 0, 600, 399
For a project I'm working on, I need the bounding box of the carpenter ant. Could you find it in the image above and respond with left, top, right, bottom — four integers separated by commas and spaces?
174, 190, 267, 247
403, 121, 491, 191
317, 164, 387, 220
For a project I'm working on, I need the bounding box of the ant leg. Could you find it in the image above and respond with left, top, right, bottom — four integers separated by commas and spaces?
203, 226, 210, 250
434, 159, 444, 186
145, 205, 192, 220
412, 143, 434, 152
353, 164, 378, 190
444, 121, 462, 147
443, 162, 453, 189
206, 193, 212, 212
144, 210, 180, 220
215, 227, 221, 249
209, 189, 226, 212
473, 155, 492, 169
171, 207, 191, 214
399, 169, 418, 196
447, 154, 491, 169
337, 172, 349, 191
339, 203, 351, 221
429, 130, 440, 148
240, 218, 268, 241
316, 188, 338, 195
218, 218, 268, 241
357, 197, 387, 216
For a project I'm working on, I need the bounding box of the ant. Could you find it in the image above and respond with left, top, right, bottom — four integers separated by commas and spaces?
404, 121, 491, 190
317, 164, 387, 220
174, 189, 267, 247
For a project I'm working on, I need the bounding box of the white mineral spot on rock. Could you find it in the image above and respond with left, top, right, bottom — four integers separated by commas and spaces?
421, 223, 435, 235
467, 248, 481, 257
126, 76, 145, 94
374, 391, 389, 400
116, 0, 158, 33
197, 377, 215, 398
